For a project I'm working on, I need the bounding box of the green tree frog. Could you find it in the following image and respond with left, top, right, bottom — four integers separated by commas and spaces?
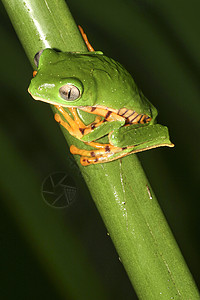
28, 27, 174, 166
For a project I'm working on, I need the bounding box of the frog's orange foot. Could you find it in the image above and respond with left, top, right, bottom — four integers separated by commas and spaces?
33, 70, 37, 77
70, 141, 128, 166
78, 25, 95, 52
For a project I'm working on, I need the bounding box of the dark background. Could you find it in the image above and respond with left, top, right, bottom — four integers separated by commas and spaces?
0, 0, 199, 299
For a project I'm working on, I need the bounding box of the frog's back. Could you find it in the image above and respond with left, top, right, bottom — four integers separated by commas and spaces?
71, 53, 156, 118
56, 51, 157, 119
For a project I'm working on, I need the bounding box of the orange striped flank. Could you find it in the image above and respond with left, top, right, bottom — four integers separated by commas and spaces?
79, 106, 125, 123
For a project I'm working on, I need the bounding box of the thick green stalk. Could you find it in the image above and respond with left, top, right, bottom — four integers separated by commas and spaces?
2, 0, 199, 298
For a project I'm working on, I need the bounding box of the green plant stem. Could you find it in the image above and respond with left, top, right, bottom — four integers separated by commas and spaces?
2, 0, 199, 298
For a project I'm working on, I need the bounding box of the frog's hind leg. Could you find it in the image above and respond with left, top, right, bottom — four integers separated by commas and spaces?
70, 141, 129, 166
78, 25, 95, 52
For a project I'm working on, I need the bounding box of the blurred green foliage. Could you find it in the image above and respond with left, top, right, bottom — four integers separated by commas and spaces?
0, 0, 199, 299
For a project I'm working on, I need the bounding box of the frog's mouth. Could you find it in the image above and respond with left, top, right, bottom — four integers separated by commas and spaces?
28, 89, 60, 105
28, 89, 45, 102
28, 88, 78, 107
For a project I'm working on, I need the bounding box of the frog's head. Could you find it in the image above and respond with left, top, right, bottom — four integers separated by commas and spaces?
28, 49, 96, 107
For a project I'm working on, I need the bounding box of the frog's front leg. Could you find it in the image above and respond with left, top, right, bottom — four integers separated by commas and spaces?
54, 105, 128, 165
54, 105, 125, 141
54, 105, 104, 140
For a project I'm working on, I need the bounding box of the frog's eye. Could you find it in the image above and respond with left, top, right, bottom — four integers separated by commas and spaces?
34, 50, 44, 68
59, 84, 80, 101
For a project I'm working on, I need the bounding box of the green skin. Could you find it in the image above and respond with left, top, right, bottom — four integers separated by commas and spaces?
28, 49, 173, 162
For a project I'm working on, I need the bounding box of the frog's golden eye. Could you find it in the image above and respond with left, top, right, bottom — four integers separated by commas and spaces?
34, 50, 44, 68
59, 84, 80, 101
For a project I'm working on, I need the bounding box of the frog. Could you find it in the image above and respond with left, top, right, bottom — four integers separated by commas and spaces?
28, 26, 174, 166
